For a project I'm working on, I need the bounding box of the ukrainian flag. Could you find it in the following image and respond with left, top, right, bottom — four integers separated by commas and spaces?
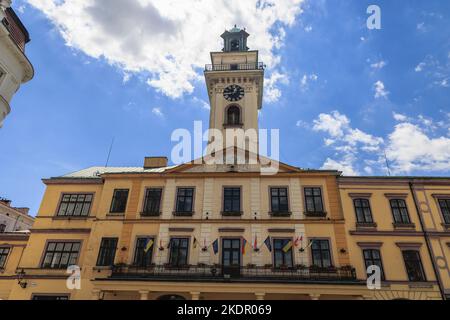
282, 240, 293, 253
144, 239, 154, 253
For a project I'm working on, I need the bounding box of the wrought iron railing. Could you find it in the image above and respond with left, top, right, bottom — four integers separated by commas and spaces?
110, 264, 358, 283
204, 62, 265, 72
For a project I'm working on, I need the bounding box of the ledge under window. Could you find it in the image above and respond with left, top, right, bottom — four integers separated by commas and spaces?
441, 223, 450, 230
141, 212, 161, 218
393, 222, 416, 229
221, 211, 243, 217
173, 211, 194, 217
356, 222, 378, 229
304, 211, 327, 218
269, 212, 292, 217
52, 215, 91, 220
223, 123, 244, 128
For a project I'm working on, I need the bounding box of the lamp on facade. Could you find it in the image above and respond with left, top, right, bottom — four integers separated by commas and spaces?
16, 268, 27, 289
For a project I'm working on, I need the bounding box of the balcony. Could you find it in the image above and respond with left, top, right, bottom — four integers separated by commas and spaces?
109, 264, 358, 284
205, 62, 264, 72
2, 8, 30, 52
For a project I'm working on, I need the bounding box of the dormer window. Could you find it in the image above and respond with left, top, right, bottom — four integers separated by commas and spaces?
226, 105, 241, 125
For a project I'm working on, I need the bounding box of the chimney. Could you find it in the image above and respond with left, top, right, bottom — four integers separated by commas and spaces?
144, 157, 168, 169
14, 207, 30, 215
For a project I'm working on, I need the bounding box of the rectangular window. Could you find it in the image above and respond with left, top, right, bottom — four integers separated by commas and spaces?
133, 237, 154, 267
270, 187, 289, 213
96, 238, 118, 267
402, 250, 426, 282
109, 189, 129, 214
354, 199, 374, 223
304, 187, 324, 213
273, 239, 293, 268
438, 199, 450, 224
390, 199, 411, 224
175, 188, 194, 214
41, 242, 80, 269
223, 187, 241, 213
363, 249, 385, 280
142, 188, 162, 216
0, 224, 6, 233
168, 238, 189, 267
311, 240, 332, 268
57, 194, 93, 217
0, 247, 10, 268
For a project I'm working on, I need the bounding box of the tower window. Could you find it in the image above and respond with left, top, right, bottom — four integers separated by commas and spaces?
226, 106, 241, 125
230, 39, 240, 51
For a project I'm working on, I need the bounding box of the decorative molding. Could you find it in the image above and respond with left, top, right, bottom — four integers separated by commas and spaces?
395, 242, 423, 250
432, 194, 450, 199
168, 228, 194, 233
218, 228, 245, 233
348, 193, 372, 198
267, 228, 295, 233
384, 193, 409, 199
357, 242, 383, 249
350, 230, 423, 237
30, 228, 91, 234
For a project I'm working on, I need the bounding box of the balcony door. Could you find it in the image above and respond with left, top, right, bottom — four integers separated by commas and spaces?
222, 238, 241, 278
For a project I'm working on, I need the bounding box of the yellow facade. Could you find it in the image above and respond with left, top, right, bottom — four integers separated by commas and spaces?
1, 27, 449, 301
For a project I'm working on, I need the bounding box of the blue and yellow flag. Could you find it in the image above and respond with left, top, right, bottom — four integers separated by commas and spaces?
282, 240, 293, 253
212, 239, 219, 255
144, 238, 154, 253
264, 236, 272, 252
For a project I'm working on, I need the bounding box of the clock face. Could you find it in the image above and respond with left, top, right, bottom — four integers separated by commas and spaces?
223, 85, 245, 102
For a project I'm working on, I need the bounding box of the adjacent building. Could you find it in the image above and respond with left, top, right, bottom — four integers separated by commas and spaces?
0, 0, 33, 127
0, 27, 449, 300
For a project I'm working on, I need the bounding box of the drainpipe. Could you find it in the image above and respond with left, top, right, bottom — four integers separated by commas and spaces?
409, 182, 445, 300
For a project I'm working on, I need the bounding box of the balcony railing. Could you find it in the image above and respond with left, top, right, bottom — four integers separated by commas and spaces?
205, 62, 265, 72
109, 264, 358, 283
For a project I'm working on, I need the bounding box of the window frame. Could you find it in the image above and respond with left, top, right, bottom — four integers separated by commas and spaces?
142, 188, 163, 216
96, 237, 118, 267
362, 248, 385, 281
310, 239, 333, 268
222, 186, 242, 215
269, 187, 290, 215
0, 246, 11, 269
0, 224, 6, 233
390, 199, 411, 224
168, 237, 190, 267
109, 189, 129, 214
303, 187, 325, 214
437, 198, 450, 225
174, 187, 195, 215
133, 236, 155, 267
40, 241, 81, 269
353, 198, 374, 224
401, 250, 426, 282
272, 238, 294, 269
56, 193, 94, 217
226, 105, 241, 126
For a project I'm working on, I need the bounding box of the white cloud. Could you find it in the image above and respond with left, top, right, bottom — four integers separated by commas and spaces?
300, 73, 318, 91
371, 61, 387, 70
374, 80, 389, 99
321, 156, 359, 176
28, 0, 305, 98
393, 112, 408, 122
415, 62, 426, 72
151, 107, 164, 118
192, 97, 210, 110
386, 123, 450, 173
313, 111, 350, 138
304, 25, 313, 32
264, 71, 289, 103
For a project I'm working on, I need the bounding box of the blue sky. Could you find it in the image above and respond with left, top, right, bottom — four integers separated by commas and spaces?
1, 0, 449, 215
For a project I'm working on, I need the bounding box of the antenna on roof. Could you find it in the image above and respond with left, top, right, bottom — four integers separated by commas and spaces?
384, 150, 391, 176
105, 137, 115, 168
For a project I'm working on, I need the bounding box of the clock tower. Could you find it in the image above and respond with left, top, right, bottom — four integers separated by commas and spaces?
204, 26, 264, 154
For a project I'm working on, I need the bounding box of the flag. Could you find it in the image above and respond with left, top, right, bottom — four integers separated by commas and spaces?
212, 239, 219, 255
294, 235, 303, 247
305, 239, 314, 249
144, 238, 154, 253
283, 240, 293, 253
193, 237, 198, 249
253, 235, 258, 249
242, 237, 247, 255
264, 236, 272, 252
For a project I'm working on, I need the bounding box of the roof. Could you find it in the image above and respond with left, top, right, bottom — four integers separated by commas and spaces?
59, 166, 178, 179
